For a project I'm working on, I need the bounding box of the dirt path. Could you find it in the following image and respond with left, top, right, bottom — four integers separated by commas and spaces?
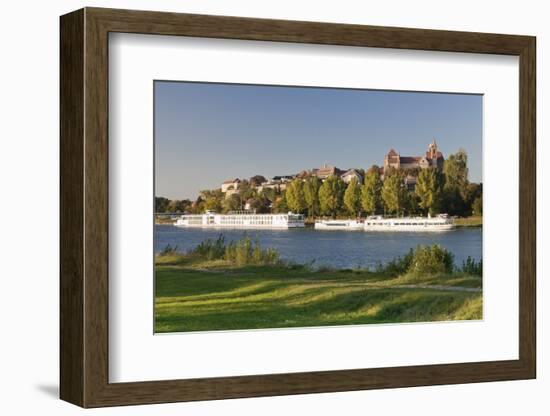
396, 284, 481, 293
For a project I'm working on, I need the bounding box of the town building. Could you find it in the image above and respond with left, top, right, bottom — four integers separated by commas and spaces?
271, 175, 296, 183
341, 168, 363, 184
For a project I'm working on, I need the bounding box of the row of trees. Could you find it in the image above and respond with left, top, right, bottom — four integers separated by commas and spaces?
268, 149, 480, 217
156, 150, 482, 218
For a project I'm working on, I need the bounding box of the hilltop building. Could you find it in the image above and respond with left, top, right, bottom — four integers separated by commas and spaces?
383, 140, 444, 175
221, 178, 241, 196
219, 141, 445, 199
313, 164, 344, 179
256, 179, 288, 192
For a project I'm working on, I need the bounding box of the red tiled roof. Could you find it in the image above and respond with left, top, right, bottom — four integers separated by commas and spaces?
222, 178, 240, 184
400, 156, 421, 164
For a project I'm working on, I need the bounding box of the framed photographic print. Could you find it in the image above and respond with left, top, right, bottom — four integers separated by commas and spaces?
60, 7, 536, 408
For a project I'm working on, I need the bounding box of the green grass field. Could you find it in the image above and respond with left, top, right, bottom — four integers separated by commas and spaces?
154, 254, 482, 333
454, 215, 483, 227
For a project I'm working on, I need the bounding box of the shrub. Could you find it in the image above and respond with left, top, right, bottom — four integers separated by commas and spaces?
235, 237, 252, 266
263, 247, 280, 265
252, 242, 263, 264
224, 241, 236, 263
191, 234, 225, 260
458, 256, 482, 276
407, 244, 454, 276
159, 244, 179, 256
223, 236, 279, 266
375, 248, 414, 276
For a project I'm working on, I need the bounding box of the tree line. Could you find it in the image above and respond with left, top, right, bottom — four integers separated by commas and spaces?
156, 149, 482, 218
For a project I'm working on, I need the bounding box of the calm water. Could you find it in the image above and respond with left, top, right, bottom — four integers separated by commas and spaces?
155, 225, 482, 269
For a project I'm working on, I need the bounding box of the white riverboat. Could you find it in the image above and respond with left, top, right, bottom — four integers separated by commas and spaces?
363, 214, 455, 232
314, 219, 364, 231
174, 211, 305, 229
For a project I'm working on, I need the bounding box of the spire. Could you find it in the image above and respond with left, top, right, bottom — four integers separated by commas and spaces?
427, 139, 437, 159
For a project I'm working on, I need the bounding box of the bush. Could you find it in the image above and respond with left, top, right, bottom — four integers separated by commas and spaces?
236, 237, 252, 266
407, 244, 454, 276
191, 235, 226, 260
458, 256, 482, 276
375, 248, 414, 276
159, 244, 179, 256
224, 236, 279, 266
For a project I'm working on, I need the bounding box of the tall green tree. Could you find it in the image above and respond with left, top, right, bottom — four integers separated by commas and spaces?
406, 193, 420, 216
238, 179, 256, 201
222, 194, 241, 213
343, 177, 361, 216
272, 194, 289, 213
285, 179, 306, 213
190, 196, 205, 214
442, 149, 470, 216
200, 189, 224, 200
415, 168, 443, 215
249, 175, 267, 187
204, 196, 223, 212
472, 196, 483, 216
155, 196, 170, 213
441, 186, 467, 216
246, 197, 271, 213
259, 187, 276, 201
462, 182, 482, 216
167, 199, 192, 213
361, 167, 382, 215
381, 169, 409, 215
303, 176, 322, 217
443, 149, 468, 191
319, 175, 345, 217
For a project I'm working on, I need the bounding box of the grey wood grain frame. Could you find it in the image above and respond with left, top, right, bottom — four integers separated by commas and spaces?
60, 7, 536, 408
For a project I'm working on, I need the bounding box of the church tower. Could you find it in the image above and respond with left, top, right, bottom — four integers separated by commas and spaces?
427, 139, 438, 160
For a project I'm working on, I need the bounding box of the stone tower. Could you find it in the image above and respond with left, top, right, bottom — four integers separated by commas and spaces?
427, 139, 438, 160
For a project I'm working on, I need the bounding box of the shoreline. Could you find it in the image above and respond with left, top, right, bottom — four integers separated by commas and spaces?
453, 216, 483, 228
155, 215, 483, 228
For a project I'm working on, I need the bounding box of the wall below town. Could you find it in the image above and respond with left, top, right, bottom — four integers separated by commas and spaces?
0, 1, 546, 415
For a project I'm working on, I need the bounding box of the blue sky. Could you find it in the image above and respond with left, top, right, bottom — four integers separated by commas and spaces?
155, 81, 482, 200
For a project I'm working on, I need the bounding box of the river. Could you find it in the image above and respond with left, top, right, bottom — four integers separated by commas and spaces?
155, 225, 482, 269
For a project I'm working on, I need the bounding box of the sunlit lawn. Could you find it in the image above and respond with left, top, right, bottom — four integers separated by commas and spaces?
155, 259, 482, 333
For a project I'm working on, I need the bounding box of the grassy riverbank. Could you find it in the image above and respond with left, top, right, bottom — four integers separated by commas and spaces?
155, 215, 175, 224
454, 216, 482, 228
155, 246, 482, 333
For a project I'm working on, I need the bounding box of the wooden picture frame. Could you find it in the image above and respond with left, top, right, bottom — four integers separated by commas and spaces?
60, 7, 536, 408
